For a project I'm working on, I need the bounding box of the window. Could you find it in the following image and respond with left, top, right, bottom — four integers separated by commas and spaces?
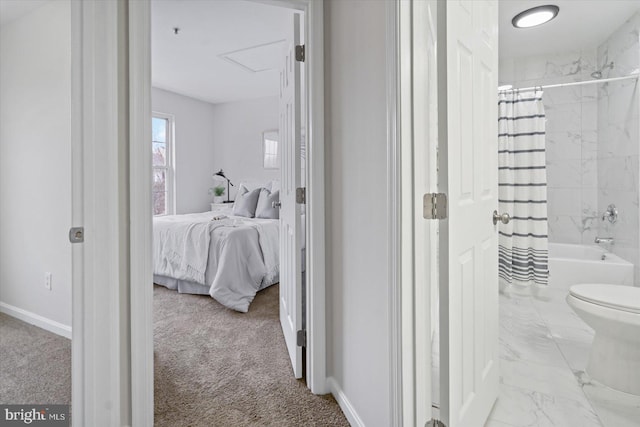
152, 113, 174, 215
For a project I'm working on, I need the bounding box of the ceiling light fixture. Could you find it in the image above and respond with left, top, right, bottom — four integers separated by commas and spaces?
512, 5, 559, 28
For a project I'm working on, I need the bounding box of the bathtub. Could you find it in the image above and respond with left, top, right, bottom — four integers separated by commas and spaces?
548, 243, 634, 289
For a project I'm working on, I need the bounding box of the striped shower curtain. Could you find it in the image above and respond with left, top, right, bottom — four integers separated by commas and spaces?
498, 89, 549, 287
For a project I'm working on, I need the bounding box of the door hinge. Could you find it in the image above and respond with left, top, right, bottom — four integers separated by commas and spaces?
295, 44, 305, 62
296, 329, 306, 347
296, 187, 306, 204
69, 227, 84, 243
423, 193, 447, 219
426, 419, 446, 427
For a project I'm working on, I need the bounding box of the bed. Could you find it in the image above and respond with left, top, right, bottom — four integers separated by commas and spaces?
153, 182, 280, 313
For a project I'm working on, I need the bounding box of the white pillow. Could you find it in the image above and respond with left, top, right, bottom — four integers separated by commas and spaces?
237, 181, 271, 194
232, 187, 261, 218
255, 188, 280, 219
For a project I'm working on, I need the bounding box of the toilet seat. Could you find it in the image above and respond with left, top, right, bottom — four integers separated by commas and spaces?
569, 284, 640, 314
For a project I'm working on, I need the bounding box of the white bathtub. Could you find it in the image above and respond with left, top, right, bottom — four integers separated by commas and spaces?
548, 243, 634, 289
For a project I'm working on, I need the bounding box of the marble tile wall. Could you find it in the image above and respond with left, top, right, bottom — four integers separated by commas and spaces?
499, 12, 640, 287
596, 11, 640, 286
500, 50, 600, 244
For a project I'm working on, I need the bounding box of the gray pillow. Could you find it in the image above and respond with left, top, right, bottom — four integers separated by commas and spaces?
232, 187, 261, 217
255, 188, 280, 219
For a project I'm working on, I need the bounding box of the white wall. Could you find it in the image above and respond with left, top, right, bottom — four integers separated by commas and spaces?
152, 87, 217, 214
0, 0, 72, 331
325, 1, 391, 425
152, 89, 278, 210
210, 96, 280, 200
597, 11, 640, 285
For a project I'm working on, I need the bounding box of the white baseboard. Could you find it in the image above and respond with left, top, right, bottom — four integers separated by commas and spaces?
0, 301, 71, 339
328, 376, 365, 427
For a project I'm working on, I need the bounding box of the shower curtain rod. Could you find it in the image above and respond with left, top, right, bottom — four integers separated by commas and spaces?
499, 73, 639, 92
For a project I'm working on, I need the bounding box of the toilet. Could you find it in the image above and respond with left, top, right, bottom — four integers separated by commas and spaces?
566, 284, 640, 395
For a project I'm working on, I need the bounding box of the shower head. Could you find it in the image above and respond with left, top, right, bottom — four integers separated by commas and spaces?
591, 62, 614, 79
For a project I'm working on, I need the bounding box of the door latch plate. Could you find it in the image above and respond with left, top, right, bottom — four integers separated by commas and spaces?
296, 187, 306, 204
295, 45, 305, 62
296, 329, 306, 347
69, 227, 84, 243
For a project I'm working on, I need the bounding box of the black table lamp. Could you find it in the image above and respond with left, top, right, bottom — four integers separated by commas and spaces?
213, 169, 234, 203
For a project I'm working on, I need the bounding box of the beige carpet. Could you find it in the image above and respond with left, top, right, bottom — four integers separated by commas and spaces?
0, 313, 71, 405
154, 284, 349, 426
0, 285, 347, 426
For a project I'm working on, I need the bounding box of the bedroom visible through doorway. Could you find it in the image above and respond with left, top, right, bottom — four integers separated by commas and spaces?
149, 0, 322, 422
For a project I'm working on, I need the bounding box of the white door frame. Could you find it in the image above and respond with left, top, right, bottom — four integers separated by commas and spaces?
73, 0, 326, 422
129, 1, 154, 425
269, 0, 328, 394
387, 1, 403, 426
71, 0, 135, 425
128, 0, 328, 422
395, 1, 439, 426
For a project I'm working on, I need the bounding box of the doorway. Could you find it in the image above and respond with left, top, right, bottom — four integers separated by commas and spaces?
67, 0, 326, 424
130, 0, 328, 422
149, 0, 313, 422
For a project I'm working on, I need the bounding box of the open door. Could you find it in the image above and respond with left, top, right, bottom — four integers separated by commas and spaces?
437, 1, 499, 426
279, 12, 303, 379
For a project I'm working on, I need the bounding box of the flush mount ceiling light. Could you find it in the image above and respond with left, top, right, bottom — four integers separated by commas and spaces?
512, 5, 559, 28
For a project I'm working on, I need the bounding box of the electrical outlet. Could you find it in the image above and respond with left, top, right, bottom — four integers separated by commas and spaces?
45, 272, 52, 290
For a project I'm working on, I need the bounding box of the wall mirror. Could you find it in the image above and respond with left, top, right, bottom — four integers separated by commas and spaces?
262, 130, 279, 169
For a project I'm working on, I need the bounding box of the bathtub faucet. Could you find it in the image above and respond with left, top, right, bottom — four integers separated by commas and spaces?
602, 204, 618, 223
594, 237, 614, 244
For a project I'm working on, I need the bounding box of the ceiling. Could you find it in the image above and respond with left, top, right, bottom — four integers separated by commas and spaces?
500, 0, 640, 60
152, 0, 292, 105
159, 0, 640, 103
0, 0, 48, 28
5, 1, 639, 103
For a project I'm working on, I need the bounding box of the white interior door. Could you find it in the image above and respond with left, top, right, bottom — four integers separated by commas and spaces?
279, 12, 303, 379
438, 1, 499, 426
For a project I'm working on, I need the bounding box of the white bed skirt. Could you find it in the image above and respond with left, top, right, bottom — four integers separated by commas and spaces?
153, 274, 277, 295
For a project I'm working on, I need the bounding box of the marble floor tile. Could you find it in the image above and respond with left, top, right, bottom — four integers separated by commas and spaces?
500, 301, 541, 323
500, 320, 568, 368
488, 383, 602, 427
499, 358, 587, 402
536, 306, 586, 330
547, 323, 594, 345
581, 381, 640, 427
485, 419, 518, 427
499, 286, 540, 300
499, 330, 566, 367
530, 288, 569, 307
554, 337, 592, 372
495, 282, 640, 427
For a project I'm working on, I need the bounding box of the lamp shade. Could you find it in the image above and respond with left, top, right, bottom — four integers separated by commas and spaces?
213, 169, 228, 180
